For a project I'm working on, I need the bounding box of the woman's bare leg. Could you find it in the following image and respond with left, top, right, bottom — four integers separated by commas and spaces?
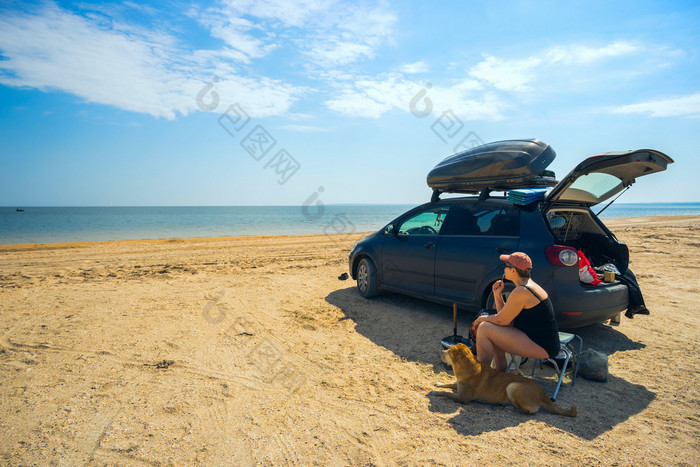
492, 347, 507, 372
476, 322, 548, 371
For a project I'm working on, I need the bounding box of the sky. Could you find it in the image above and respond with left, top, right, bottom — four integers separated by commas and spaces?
0, 0, 699, 207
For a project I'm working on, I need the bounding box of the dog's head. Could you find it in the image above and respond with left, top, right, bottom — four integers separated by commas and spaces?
441, 343, 480, 378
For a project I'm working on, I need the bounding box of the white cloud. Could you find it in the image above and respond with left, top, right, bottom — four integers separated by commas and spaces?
205, 16, 277, 61
399, 62, 429, 74
203, 0, 396, 68
323, 40, 679, 120
546, 41, 640, 65
0, 2, 300, 119
0, 1, 398, 120
325, 89, 393, 118
308, 41, 375, 67
218, 0, 333, 28
275, 124, 331, 132
324, 74, 508, 120
609, 93, 700, 117
468, 41, 645, 93
324, 74, 416, 118
429, 90, 510, 121
300, 3, 397, 67
469, 56, 541, 92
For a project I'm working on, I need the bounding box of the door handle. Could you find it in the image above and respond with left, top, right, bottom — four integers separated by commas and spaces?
424, 242, 435, 249
497, 247, 512, 253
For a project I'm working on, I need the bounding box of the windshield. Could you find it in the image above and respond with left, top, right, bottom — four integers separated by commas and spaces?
557, 172, 623, 204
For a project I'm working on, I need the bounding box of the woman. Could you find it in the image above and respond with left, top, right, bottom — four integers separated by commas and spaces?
471, 252, 560, 372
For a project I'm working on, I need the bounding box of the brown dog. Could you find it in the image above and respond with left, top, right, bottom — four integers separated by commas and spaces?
435, 343, 577, 417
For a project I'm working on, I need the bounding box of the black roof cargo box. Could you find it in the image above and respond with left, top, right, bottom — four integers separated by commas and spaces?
427, 139, 558, 194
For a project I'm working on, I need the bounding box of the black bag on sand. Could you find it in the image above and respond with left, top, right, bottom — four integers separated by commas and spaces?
578, 349, 608, 382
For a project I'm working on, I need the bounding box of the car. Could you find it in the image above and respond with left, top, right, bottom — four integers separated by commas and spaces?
348, 139, 674, 328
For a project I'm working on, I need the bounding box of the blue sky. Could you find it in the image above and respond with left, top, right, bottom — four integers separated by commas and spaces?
1, 0, 699, 206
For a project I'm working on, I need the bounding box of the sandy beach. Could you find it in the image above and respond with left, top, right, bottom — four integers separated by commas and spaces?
1, 216, 699, 465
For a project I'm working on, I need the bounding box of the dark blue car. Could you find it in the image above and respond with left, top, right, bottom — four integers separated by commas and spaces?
348, 141, 673, 328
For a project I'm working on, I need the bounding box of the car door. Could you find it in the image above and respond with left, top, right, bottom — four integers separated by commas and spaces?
381, 203, 451, 296
434, 201, 520, 306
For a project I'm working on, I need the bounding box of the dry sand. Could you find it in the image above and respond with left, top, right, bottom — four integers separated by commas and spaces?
1, 216, 699, 465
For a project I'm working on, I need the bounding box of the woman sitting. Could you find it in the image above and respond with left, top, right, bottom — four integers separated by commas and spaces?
471, 252, 560, 372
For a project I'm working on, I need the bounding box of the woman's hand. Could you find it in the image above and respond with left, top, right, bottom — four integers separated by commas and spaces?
492, 279, 504, 295
473, 315, 486, 327
471, 310, 491, 331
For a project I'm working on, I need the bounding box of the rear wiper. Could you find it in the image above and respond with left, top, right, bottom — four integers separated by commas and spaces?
595, 186, 631, 217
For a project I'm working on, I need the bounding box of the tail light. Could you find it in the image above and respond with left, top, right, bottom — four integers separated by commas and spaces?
545, 246, 578, 266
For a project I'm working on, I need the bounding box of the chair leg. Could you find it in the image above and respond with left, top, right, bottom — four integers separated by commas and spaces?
571, 335, 583, 388
530, 334, 582, 400
550, 352, 571, 402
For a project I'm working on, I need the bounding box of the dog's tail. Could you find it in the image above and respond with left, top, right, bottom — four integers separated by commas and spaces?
543, 399, 577, 417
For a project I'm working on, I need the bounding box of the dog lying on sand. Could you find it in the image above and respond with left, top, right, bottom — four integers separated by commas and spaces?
435, 343, 577, 417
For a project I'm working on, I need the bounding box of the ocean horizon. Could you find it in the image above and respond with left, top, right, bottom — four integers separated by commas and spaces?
2, 203, 699, 245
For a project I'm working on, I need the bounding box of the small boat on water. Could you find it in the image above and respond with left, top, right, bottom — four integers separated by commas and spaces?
16, 208, 25, 212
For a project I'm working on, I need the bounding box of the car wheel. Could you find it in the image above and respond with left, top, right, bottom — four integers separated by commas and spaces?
485, 284, 515, 310
357, 257, 380, 298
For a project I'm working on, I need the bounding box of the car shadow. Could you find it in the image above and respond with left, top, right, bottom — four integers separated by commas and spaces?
327, 287, 473, 375
326, 286, 656, 440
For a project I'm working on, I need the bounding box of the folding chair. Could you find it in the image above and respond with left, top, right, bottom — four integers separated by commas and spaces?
507, 332, 582, 401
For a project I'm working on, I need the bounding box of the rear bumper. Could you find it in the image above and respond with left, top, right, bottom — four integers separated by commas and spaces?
551, 282, 629, 329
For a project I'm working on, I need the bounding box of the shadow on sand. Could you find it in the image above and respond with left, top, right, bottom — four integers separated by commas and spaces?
326, 287, 655, 440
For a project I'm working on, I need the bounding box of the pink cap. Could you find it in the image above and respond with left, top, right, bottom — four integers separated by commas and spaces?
500, 252, 532, 270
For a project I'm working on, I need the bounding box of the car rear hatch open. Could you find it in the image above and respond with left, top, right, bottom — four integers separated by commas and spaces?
543, 149, 674, 209
542, 149, 674, 294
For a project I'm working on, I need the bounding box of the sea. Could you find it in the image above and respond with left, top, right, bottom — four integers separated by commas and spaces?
1, 203, 699, 245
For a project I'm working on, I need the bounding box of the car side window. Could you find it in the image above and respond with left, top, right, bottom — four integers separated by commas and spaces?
440, 203, 519, 236
487, 206, 520, 236
439, 204, 480, 235
397, 205, 450, 236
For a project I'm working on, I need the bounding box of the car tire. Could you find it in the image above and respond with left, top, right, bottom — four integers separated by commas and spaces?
357, 257, 380, 298
485, 283, 515, 310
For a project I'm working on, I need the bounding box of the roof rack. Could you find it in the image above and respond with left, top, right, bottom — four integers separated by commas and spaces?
429, 179, 554, 204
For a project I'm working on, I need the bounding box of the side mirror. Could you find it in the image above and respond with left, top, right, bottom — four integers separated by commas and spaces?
385, 224, 397, 236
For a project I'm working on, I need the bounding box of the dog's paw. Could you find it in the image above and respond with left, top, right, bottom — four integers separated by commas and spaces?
434, 382, 455, 389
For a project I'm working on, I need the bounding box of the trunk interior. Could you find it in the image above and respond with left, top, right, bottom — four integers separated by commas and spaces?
544, 207, 629, 278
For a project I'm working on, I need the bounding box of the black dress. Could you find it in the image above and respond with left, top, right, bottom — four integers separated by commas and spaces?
511, 286, 560, 359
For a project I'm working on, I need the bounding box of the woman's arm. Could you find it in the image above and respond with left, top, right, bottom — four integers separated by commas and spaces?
494, 289, 505, 312
492, 279, 506, 312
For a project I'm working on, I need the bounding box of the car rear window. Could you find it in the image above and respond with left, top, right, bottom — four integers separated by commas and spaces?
559, 172, 624, 204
